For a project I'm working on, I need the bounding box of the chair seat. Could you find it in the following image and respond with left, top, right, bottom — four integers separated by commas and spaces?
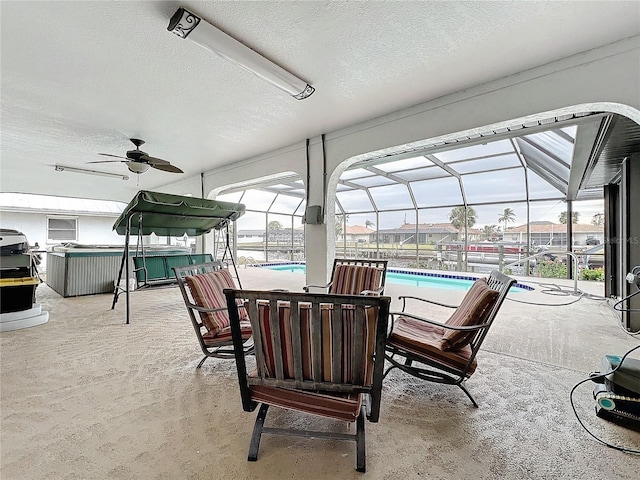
203, 320, 252, 346
249, 384, 363, 422
388, 315, 477, 376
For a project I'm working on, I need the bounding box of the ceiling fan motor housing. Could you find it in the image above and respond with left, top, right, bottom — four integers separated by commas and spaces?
126, 150, 147, 160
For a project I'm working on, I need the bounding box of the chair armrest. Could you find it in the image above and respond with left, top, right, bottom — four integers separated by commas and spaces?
390, 311, 490, 332
186, 302, 228, 315
302, 282, 333, 293
398, 295, 459, 312
360, 286, 384, 296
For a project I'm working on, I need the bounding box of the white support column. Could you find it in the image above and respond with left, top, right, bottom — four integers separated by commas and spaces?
304, 137, 330, 287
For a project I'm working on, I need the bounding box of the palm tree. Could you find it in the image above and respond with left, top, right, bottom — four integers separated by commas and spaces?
448, 206, 476, 231
335, 214, 349, 238
497, 208, 516, 234
365, 220, 375, 229
591, 212, 604, 227
481, 224, 498, 241
558, 211, 580, 224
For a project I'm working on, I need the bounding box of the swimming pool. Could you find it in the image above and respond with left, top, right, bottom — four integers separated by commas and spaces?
260, 263, 532, 292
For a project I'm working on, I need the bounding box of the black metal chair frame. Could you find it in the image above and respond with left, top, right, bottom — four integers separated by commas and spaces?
303, 258, 388, 295
173, 261, 252, 368
225, 289, 391, 473
384, 270, 515, 407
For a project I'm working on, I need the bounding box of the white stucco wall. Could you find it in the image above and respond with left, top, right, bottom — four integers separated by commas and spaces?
157, 36, 640, 286
0, 211, 123, 272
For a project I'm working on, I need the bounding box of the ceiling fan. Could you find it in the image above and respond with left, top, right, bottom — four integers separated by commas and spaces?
88, 138, 184, 174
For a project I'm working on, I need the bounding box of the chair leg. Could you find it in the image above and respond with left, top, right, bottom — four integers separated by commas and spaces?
196, 356, 208, 369
248, 403, 269, 461
355, 406, 366, 473
458, 382, 479, 408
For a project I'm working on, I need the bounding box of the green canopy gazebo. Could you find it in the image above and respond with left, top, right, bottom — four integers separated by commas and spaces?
112, 190, 245, 324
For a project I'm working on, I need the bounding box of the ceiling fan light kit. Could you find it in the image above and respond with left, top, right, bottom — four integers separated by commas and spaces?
126, 162, 150, 174
167, 7, 315, 100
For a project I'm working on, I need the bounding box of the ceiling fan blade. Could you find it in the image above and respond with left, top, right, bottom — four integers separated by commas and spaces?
94, 140, 182, 174
87, 159, 127, 164
142, 155, 170, 165
151, 163, 184, 173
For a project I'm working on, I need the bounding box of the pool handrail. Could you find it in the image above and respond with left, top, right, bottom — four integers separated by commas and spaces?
501, 250, 581, 295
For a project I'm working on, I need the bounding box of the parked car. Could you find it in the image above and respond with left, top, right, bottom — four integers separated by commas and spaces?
580, 243, 605, 269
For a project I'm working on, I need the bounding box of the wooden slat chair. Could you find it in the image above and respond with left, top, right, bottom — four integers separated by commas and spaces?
224, 289, 391, 473
384, 270, 515, 407
303, 258, 388, 296
173, 261, 253, 368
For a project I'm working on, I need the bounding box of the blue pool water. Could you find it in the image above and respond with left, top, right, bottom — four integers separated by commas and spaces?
261, 263, 531, 292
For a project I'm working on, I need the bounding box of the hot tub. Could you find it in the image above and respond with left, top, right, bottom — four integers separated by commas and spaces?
46, 244, 191, 297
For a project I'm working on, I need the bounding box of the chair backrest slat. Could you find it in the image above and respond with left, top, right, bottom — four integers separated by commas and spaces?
267, 299, 285, 380
351, 306, 365, 385
289, 300, 304, 382
246, 298, 267, 381
331, 303, 343, 383
310, 302, 323, 383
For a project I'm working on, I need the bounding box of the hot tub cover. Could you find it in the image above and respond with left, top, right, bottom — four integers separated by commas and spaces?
113, 190, 245, 236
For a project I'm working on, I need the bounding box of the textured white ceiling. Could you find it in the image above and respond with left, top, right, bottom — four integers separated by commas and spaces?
1, 1, 639, 202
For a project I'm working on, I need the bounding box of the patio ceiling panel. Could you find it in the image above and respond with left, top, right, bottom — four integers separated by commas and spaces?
240, 189, 278, 207
373, 156, 434, 173
335, 188, 375, 212
346, 175, 397, 188
515, 140, 569, 195
527, 170, 566, 200
336, 183, 354, 192
447, 153, 522, 174
269, 193, 305, 215
368, 183, 415, 210
340, 168, 376, 180
393, 166, 451, 182
412, 176, 463, 208
516, 129, 575, 192
431, 139, 514, 164
462, 168, 527, 204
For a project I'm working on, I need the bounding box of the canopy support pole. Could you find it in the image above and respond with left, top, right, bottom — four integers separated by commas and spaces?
222, 221, 242, 288
111, 245, 127, 310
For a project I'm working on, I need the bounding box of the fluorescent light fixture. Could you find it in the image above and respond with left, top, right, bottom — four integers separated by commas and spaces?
168, 7, 315, 100
55, 164, 129, 181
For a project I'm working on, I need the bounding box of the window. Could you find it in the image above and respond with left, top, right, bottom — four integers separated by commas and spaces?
47, 216, 77, 242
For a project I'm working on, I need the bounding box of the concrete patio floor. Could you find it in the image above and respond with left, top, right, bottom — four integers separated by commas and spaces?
1, 268, 638, 479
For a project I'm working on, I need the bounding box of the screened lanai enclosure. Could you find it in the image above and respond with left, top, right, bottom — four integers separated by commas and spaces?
214, 174, 307, 265
215, 112, 624, 280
